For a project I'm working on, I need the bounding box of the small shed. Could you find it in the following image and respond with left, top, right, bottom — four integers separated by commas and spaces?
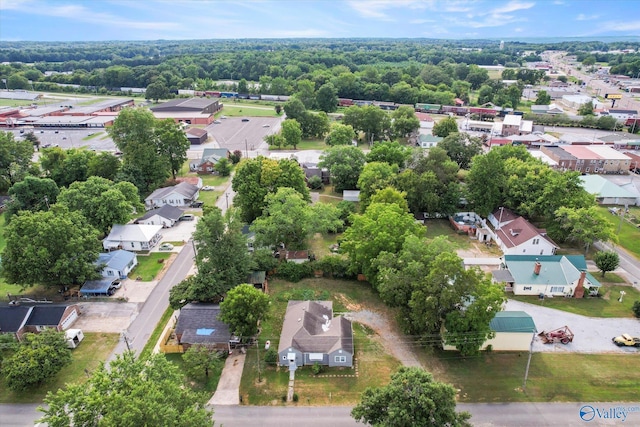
342, 190, 360, 202
80, 278, 118, 296
186, 127, 208, 145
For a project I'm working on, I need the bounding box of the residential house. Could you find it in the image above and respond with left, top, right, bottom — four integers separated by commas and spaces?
96, 250, 138, 280
494, 216, 558, 256
144, 182, 199, 209
102, 224, 163, 251
191, 148, 230, 174
135, 205, 184, 228
175, 176, 204, 189
443, 311, 536, 352
530, 103, 564, 115
488, 207, 519, 230
414, 112, 434, 128
493, 254, 601, 297
174, 303, 232, 352
559, 145, 631, 174
0, 304, 80, 341
150, 98, 222, 125
302, 162, 330, 184
185, 127, 208, 145
417, 134, 443, 148
278, 300, 354, 368
540, 145, 580, 171
501, 114, 533, 137
580, 174, 638, 206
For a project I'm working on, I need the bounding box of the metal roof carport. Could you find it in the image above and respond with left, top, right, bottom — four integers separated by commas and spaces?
80, 278, 117, 296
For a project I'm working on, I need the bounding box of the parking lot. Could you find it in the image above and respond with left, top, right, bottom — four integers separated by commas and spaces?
12, 128, 118, 152
205, 116, 281, 154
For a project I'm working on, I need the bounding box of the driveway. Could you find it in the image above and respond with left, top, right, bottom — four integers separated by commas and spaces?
505, 300, 640, 354
208, 352, 247, 405
72, 301, 140, 333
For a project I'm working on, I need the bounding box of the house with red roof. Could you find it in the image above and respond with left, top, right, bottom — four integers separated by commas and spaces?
494, 216, 558, 256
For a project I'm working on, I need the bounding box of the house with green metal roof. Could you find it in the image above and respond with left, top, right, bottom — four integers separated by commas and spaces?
579, 174, 638, 206
493, 255, 601, 297
417, 134, 443, 148
444, 311, 537, 352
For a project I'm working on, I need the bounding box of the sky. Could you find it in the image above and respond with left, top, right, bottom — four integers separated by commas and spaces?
0, 0, 639, 42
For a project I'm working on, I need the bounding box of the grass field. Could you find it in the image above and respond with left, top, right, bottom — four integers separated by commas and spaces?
164, 353, 223, 402
81, 132, 104, 141
295, 139, 327, 150
596, 206, 640, 259
308, 232, 341, 259
140, 306, 175, 360
219, 105, 278, 117
509, 284, 640, 318
0, 332, 119, 403
424, 219, 472, 250
128, 252, 172, 281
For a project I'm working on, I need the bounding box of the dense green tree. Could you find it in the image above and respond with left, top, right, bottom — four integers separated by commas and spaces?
316, 82, 338, 113
438, 132, 483, 169
265, 133, 286, 149
357, 162, 399, 211
319, 145, 367, 192
155, 118, 190, 180
169, 208, 251, 308
594, 250, 620, 277
342, 105, 392, 143
466, 150, 507, 217
366, 140, 412, 169
214, 157, 232, 176
38, 352, 213, 427
2, 330, 71, 391
87, 151, 121, 181
299, 111, 330, 139
0, 131, 34, 192
293, 79, 316, 110
325, 123, 356, 146
443, 278, 506, 356
1, 206, 101, 289
535, 90, 551, 105
232, 156, 309, 223
56, 176, 142, 235
145, 80, 169, 102
40, 148, 96, 188
432, 116, 459, 138
391, 105, 420, 138
182, 345, 222, 380
5, 176, 59, 223
108, 108, 171, 195
340, 201, 423, 283
23, 131, 40, 151
251, 187, 342, 250
283, 98, 306, 121
578, 101, 594, 116
220, 283, 270, 339
281, 119, 302, 149
465, 64, 490, 90
351, 367, 472, 427
554, 206, 617, 254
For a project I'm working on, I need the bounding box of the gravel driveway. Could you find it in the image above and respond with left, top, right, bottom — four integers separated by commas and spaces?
505, 300, 640, 354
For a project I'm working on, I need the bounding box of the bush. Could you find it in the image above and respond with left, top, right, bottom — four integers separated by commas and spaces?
308, 175, 323, 190
275, 261, 314, 282
312, 362, 322, 375
264, 348, 278, 364
633, 301, 640, 318
314, 255, 354, 279
293, 393, 299, 402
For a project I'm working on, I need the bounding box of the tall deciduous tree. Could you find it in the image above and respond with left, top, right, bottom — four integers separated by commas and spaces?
357, 162, 399, 211
319, 145, 366, 192
5, 176, 59, 223
232, 157, 310, 223
0, 131, 34, 192
391, 105, 420, 138
87, 151, 121, 181
108, 108, 171, 195
220, 283, 270, 340
432, 116, 459, 138
38, 352, 213, 427
351, 367, 472, 427
1, 206, 101, 289
594, 250, 620, 277
366, 140, 412, 169
535, 90, 551, 105
145, 80, 169, 102
554, 206, 617, 254
56, 176, 143, 236
340, 201, 423, 283
2, 330, 72, 391
325, 123, 356, 146
281, 119, 302, 149
155, 118, 191, 180
169, 208, 251, 308
342, 105, 391, 144
316, 82, 338, 113
183, 345, 222, 380
438, 132, 483, 170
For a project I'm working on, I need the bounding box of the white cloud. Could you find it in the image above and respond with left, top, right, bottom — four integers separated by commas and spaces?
410, 18, 435, 24
490, 1, 535, 14
576, 13, 599, 21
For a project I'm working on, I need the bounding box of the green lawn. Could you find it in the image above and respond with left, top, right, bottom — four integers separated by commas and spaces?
429, 350, 640, 402
295, 139, 327, 150
509, 284, 640, 318
164, 353, 223, 402
140, 306, 175, 360
596, 206, 640, 259
308, 232, 341, 259
0, 332, 119, 403
219, 105, 278, 117
81, 132, 104, 141
128, 252, 172, 281
424, 219, 472, 250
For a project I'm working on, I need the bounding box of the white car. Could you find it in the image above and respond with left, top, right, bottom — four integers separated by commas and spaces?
262, 124, 270, 128
201, 185, 215, 191
159, 243, 174, 251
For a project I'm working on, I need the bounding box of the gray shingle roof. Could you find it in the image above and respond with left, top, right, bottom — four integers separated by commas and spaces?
145, 182, 199, 202
136, 205, 183, 222
97, 250, 136, 272
175, 303, 232, 345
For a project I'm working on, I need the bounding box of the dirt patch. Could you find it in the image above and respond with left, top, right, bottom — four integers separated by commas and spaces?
335, 293, 362, 311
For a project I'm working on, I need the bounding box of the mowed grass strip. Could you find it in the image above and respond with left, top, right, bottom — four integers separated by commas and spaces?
129, 252, 172, 281
0, 332, 119, 403
596, 206, 640, 259
219, 105, 278, 117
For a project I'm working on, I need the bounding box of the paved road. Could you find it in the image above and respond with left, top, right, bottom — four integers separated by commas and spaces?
595, 241, 640, 289
107, 241, 195, 359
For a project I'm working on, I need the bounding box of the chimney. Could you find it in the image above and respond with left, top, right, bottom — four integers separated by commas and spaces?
533, 261, 541, 275
574, 270, 586, 298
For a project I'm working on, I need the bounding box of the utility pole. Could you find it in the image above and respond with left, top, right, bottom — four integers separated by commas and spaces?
225, 192, 229, 210
256, 339, 262, 383
522, 335, 534, 392
245, 138, 248, 159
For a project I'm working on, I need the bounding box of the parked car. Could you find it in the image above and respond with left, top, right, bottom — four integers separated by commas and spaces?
179, 214, 195, 221
213, 120, 221, 124
262, 124, 270, 127
201, 185, 215, 191
612, 334, 640, 347
190, 201, 204, 208
110, 281, 122, 290
220, 115, 227, 119
242, 118, 250, 122
159, 243, 174, 251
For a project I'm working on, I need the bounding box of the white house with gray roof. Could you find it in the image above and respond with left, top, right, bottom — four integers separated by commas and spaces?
102, 224, 162, 251
144, 182, 199, 210
96, 250, 138, 279
278, 301, 353, 368
135, 204, 184, 228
